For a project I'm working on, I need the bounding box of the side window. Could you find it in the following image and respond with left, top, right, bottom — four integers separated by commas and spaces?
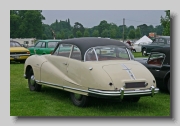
70, 46, 81, 61
53, 44, 72, 57
41, 42, 46, 48
85, 48, 97, 61
35, 42, 42, 48
48, 42, 58, 48
147, 53, 165, 66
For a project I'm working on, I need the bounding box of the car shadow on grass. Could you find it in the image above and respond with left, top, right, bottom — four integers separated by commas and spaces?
38, 86, 167, 113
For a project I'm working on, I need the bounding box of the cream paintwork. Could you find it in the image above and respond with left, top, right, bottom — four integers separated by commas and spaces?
24, 53, 157, 96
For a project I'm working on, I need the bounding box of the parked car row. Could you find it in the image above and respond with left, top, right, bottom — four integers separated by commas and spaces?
10, 39, 61, 63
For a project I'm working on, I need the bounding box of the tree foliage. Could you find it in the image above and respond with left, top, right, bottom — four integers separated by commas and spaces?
10, 10, 45, 38
161, 10, 170, 36
128, 29, 135, 39
10, 11, 165, 40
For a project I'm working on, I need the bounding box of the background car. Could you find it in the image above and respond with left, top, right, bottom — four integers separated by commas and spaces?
141, 36, 170, 56
135, 47, 170, 93
28, 39, 61, 55
24, 37, 159, 107
10, 40, 30, 63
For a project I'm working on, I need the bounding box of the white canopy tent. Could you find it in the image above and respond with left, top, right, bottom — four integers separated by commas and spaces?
134, 35, 153, 45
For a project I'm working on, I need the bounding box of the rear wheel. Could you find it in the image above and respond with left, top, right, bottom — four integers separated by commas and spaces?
28, 69, 42, 91
167, 78, 170, 94
70, 93, 89, 107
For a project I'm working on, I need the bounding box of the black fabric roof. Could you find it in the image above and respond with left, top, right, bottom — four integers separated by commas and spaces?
54, 37, 129, 60
151, 47, 170, 65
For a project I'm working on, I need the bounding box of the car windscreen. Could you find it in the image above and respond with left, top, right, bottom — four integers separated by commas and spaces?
85, 46, 130, 61
10, 42, 21, 47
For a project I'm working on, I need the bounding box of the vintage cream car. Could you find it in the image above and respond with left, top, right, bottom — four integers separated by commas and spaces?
24, 37, 159, 107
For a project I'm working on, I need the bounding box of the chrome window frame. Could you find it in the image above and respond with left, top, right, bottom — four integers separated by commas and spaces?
69, 45, 82, 61
84, 45, 131, 62
147, 52, 166, 67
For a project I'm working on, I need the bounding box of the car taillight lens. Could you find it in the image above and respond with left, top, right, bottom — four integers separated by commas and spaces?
27, 51, 30, 54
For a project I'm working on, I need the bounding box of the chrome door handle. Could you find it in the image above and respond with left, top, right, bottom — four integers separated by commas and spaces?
155, 69, 160, 71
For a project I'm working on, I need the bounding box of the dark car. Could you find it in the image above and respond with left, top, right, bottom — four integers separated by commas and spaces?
141, 36, 170, 56
135, 47, 170, 93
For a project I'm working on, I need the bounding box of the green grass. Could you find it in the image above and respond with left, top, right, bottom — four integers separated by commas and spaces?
132, 52, 148, 58
10, 59, 170, 117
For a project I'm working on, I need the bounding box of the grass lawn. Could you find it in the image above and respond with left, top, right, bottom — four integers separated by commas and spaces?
10, 53, 170, 116
132, 52, 148, 58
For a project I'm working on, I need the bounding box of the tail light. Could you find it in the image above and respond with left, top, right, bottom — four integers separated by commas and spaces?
27, 51, 30, 54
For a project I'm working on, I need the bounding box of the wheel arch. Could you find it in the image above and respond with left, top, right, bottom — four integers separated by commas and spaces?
163, 71, 170, 87
142, 47, 146, 52
25, 65, 32, 79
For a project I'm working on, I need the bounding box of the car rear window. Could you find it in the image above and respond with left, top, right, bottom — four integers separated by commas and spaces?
85, 46, 130, 61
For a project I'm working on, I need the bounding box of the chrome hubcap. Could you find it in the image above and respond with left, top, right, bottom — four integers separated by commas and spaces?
30, 75, 35, 85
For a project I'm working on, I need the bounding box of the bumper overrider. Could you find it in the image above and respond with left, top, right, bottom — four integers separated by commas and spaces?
88, 86, 159, 99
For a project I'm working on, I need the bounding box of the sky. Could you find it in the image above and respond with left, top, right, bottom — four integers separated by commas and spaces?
41, 10, 167, 28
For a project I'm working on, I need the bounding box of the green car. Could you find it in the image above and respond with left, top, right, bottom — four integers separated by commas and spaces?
141, 36, 170, 56
28, 40, 61, 55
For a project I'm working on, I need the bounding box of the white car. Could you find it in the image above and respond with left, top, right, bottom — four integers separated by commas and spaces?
132, 42, 150, 52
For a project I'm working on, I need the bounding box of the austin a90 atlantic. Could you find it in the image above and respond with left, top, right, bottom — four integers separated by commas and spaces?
24, 37, 159, 107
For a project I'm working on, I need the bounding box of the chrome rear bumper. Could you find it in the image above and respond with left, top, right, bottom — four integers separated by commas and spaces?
88, 86, 159, 99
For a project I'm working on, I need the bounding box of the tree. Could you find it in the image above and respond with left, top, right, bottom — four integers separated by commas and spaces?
69, 34, 74, 38
161, 10, 170, 36
73, 22, 85, 37
92, 30, 99, 37
10, 14, 21, 38
10, 10, 45, 38
137, 24, 148, 36
60, 31, 65, 39
83, 29, 89, 37
110, 29, 116, 38
98, 20, 109, 36
76, 31, 83, 38
135, 27, 141, 39
128, 29, 135, 39
154, 25, 163, 35
101, 29, 109, 38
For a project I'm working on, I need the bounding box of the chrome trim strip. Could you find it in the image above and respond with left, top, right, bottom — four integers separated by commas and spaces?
10, 54, 30, 56
84, 47, 93, 62
38, 81, 63, 88
121, 64, 136, 80
36, 80, 159, 97
93, 48, 98, 61
126, 48, 132, 60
